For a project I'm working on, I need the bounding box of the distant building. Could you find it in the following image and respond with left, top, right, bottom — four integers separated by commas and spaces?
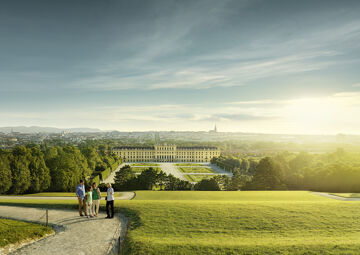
112, 144, 220, 162
209, 124, 217, 133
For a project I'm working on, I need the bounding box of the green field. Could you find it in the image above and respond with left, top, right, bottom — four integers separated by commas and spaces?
2, 191, 360, 254
0, 218, 53, 248
131, 167, 161, 173
175, 163, 203, 166
184, 174, 216, 182
131, 163, 160, 166
178, 167, 215, 173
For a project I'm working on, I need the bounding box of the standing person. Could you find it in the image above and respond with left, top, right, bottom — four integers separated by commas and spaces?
86, 186, 94, 218
92, 182, 101, 217
76, 180, 86, 216
106, 183, 114, 219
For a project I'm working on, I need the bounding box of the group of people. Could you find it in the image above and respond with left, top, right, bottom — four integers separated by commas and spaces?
76, 180, 115, 219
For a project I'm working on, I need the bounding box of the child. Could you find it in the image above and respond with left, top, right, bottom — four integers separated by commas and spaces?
85, 186, 94, 218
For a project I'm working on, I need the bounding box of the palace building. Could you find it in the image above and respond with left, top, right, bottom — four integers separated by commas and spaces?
112, 145, 221, 162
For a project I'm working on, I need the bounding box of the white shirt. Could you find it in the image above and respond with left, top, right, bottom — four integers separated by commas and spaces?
107, 187, 114, 201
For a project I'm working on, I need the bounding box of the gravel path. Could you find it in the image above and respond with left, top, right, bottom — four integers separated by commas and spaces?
313, 192, 360, 201
101, 163, 125, 184
0, 205, 126, 255
159, 163, 188, 181
0, 192, 136, 201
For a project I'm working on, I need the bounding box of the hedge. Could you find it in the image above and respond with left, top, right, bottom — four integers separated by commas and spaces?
91, 175, 100, 186
101, 167, 111, 181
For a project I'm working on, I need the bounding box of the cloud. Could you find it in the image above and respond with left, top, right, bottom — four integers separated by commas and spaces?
199, 113, 276, 122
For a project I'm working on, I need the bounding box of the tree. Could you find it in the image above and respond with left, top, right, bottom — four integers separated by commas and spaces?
240, 159, 249, 172
137, 168, 159, 190
0, 152, 12, 193
227, 171, 251, 191
27, 146, 51, 193
245, 157, 286, 190
80, 146, 102, 171
194, 178, 220, 191
10, 146, 31, 194
113, 165, 135, 190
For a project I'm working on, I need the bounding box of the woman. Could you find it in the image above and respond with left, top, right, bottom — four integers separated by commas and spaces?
92, 182, 101, 217
85, 186, 93, 218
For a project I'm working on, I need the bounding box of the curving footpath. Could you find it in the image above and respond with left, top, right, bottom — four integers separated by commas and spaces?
0, 192, 135, 201
313, 192, 360, 201
0, 193, 135, 255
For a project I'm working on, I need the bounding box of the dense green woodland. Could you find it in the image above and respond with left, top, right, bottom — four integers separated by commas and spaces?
211, 148, 360, 192
0, 144, 119, 194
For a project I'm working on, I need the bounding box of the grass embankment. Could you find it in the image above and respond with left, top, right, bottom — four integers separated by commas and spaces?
2, 191, 360, 254
131, 167, 161, 173
131, 163, 160, 166
178, 167, 215, 173
0, 219, 53, 248
184, 174, 215, 182
174, 163, 203, 166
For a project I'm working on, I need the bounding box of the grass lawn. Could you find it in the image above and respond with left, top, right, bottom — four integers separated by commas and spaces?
131, 167, 161, 173
175, 163, 203, 166
178, 167, 215, 173
184, 174, 216, 182
2, 191, 360, 254
0, 218, 53, 248
131, 163, 160, 166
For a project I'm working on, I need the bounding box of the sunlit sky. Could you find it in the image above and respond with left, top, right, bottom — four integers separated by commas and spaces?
1, 0, 360, 134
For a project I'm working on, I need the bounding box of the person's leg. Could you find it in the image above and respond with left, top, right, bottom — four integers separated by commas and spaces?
84, 201, 88, 216
110, 200, 114, 218
106, 201, 110, 218
89, 203, 93, 216
78, 197, 83, 216
92, 201, 96, 216
95, 200, 100, 216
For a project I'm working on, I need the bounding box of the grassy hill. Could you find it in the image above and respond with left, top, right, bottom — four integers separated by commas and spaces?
118, 191, 360, 254
1, 191, 360, 254
0, 219, 53, 248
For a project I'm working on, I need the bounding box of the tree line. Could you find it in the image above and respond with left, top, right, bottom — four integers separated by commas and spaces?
208, 148, 360, 192
0, 144, 120, 194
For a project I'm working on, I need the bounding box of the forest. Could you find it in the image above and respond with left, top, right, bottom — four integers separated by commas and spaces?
0, 143, 120, 194
211, 148, 360, 192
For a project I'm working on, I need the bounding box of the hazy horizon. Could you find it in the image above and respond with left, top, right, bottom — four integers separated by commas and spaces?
1, 0, 360, 135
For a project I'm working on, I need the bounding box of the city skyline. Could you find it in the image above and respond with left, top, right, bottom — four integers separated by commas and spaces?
1, 0, 360, 134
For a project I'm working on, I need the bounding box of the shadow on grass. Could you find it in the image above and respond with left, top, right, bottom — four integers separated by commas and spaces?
116, 206, 142, 230
0, 201, 77, 210
347, 193, 360, 198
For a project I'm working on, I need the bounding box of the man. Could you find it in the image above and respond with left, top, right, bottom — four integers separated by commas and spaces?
106, 183, 115, 219
76, 180, 86, 216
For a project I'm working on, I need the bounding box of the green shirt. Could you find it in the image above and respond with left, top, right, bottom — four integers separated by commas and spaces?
87, 191, 93, 204
92, 188, 99, 200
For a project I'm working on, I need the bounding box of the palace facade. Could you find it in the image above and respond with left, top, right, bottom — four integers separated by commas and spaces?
112, 145, 220, 162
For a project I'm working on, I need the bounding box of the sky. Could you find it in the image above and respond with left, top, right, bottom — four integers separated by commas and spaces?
1, 0, 360, 134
